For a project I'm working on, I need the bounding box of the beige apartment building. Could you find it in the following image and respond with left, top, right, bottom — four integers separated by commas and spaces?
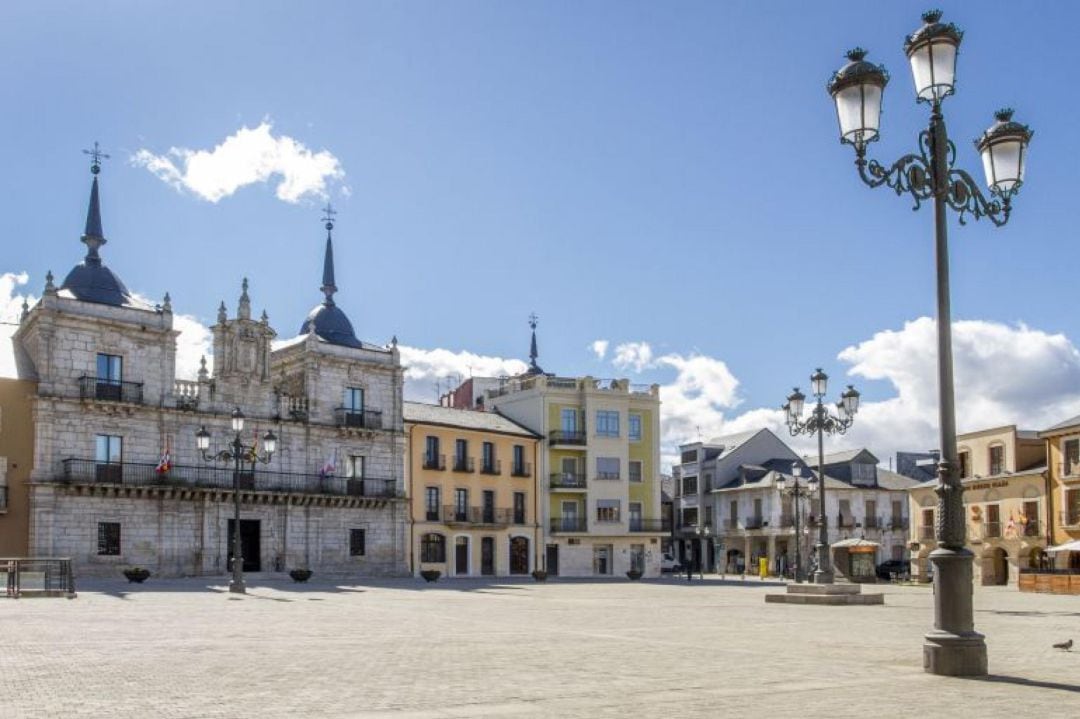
0, 378, 35, 556
909, 425, 1049, 586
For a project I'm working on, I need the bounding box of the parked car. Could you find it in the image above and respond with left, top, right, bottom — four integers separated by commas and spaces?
660, 553, 684, 573
876, 559, 911, 581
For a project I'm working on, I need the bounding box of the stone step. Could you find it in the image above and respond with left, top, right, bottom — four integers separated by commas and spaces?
786, 583, 862, 595
765, 592, 885, 606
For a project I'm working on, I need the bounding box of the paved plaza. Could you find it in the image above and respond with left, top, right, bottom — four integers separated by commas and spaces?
2, 576, 1079, 718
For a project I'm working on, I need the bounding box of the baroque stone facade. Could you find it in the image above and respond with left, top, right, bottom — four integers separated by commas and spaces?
13, 168, 408, 578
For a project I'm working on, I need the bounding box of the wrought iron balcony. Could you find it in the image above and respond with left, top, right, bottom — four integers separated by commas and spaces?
57, 458, 402, 498
778, 514, 795, 528
549, 430, 587, 446
1062, 511, 1080, 528
511, 462, 532, 478
441, 505, 513, 526
78, 376, 143, 405
334, 407, 384, 430
1023, 520, 1042, 537
595, 470, 620, 481
983, 521, 1002, 539
743, 517, 764, 530
423, 454, 446, 471
1059, 462, 1080, 478
549, 517, 588, 533
452, 456, 475, 473
549, 472, 587, 490
864, 516, 881, 529
919, 525, 935, 540
629, 519, 671, 532
479, 459, 501, 476
890, 517, 910, 531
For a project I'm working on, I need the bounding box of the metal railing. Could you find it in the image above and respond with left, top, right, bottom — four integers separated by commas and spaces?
864, 516, 881, 529
629, 519, 671, 532
1023, 520, 1042, 537
549, 517, 588, 533
595, 470, 620, 480
1060, 511, 1080, 527
441, 506, 514, 526
919, 525, 935, 540
78, 376, 143, 405
983, 521, 1002, 539
2, 558, 76, 598
743, 517, 764, 530
725, 518, 739, 529
1059, 462, 1080, 477
550, 473, 587, 489
511, 462, 532, 478
890, 517, 909, 531
423, 454, 446, 471
479, 459, 501, 476
334, 408, 384, 430
452, 456, 475, 473
778, 514, 794, 528
549, 430, 587, 446
57, 458, 402, 498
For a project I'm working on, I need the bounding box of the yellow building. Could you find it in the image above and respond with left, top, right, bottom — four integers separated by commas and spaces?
908, 425, 1049, 586
404, 402, 541, 577
1040, 414, 1080, 571
0, 378, 36, 557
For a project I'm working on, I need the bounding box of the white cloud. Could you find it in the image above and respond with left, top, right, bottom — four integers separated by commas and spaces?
398, 345, 528, 402
612, 341, 655, 372
132, 122, 345, 204
0, 272, 32, 378
173, 313, 213, 380
590, 339, 609, 361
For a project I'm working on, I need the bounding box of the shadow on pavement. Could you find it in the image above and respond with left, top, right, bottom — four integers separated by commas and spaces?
968, 675, 1080, 694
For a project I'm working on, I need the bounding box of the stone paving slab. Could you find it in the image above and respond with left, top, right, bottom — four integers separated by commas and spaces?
2, 576, 1079, 718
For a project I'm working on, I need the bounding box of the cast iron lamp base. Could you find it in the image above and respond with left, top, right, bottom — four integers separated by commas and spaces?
924, 548, 987, 676
229, 579, 246, 594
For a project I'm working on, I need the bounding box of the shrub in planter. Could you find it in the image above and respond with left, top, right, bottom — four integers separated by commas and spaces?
626, 569, 643, 581
531, 570, 548, 582
123, 568, 150, 584
289, 569, 313, 583
420, 570, 441, 583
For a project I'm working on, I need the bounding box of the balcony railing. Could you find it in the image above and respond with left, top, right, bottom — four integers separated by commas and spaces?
57, 458, 402, 498
837, 516, 856, 529
441, 506, 513, 526
1059, 462, 1080, 478
1023, 520, 1042, 537
629, 519, 671, 532
864, 516, 881, 529
1061, 511, 1080, 528
511, 462, 532, 478
549, 517, 588, 533
919, 525, 935, 540
983, 522, 1002, 539
595, 471, 620, 481
725, 518, 739, 529
778, 514, 794, 528
452, 456, 475, 473
334, 408, 384, 430
78, 376, 143, 405
479, 459, 501, 476
174, 380, 200, 410
423, 454, 446, 471
549, 430, 587, 446
550, 473, 587, 490
890, 517, 909, 531
743, 517, 764, 530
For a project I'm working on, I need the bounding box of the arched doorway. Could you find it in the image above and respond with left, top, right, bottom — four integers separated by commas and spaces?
509, 536, 529, 575
1028, 546, 1049, 572
726, 548, 744, 574
985, 547, 1008, 586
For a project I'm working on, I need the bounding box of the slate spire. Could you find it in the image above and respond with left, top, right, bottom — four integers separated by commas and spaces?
321, 205, 338, 305
81, 142, 109, 264
527, 312, 544, 375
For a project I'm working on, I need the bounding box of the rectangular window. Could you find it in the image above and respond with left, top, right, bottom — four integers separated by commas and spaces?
596, 499, 620, 522
349, 528, 365, 557
1023, 500, 1039, 537
958, 451, 970, 479
629, 502, 643, 530
425, 487, 440, 521
986, 504, 1001, 537
95, 434, 122, 463
1067, 489, 1080, 525
560, 408, 578, 433
595, 410, 620, 437
628, 413, 642, 441
482, 490, 495, 523
454, 488, 468, 520
629, 460, 643, 483
838, 499, 851, 526
729, 500, 738, 523
682, 475, 698, 495
864, 500, 877, 528
680, 449, 698, 464
482, 442, 495, 473
989, 445, 1005, 475
454, 438, 471, 471
512, 445, 525, 475
424, 436, 440, 468
97, 522, 121, 556
681, 507, 698, 527
421, 534, 446, 563
630, 543, 645, 572
596, 457, 620, 480
1064, 439, 1080, 475
345, 455, 365, 479
343, 387, 364, 411
96, 353, 122, 382
513, 492, 526, 524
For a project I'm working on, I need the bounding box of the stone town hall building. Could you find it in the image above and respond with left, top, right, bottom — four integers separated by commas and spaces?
10, 161, 409, 578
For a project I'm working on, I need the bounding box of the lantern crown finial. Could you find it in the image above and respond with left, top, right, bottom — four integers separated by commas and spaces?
921, 9, 943, 24
994, 108, 1015, 122
845, 47, 867, 62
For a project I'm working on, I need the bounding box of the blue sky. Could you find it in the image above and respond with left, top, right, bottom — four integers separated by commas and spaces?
2, 1, 1079, 463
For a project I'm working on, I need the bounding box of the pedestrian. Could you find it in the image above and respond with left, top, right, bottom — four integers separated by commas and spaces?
686, 558, 692, 582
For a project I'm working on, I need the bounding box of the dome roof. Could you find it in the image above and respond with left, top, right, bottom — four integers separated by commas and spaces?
299, 302, 362, 349
59, 174, 136, 307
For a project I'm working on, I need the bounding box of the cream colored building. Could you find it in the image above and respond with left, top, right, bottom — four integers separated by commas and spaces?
1040, 415, 1080, 570
908, 425, 1049, 586
405, 402, 541, 577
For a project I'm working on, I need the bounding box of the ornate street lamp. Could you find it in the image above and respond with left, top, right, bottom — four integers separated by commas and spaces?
695, 523, 711, 576
783, 369, 858, 584
196, 407, 277, 594
827, 10, 1031, 676
776, 464, 818, 583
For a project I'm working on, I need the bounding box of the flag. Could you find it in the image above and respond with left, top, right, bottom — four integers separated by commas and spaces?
320, 450, 336, 479
155, 438, 172, 475
247, 430, 259, 463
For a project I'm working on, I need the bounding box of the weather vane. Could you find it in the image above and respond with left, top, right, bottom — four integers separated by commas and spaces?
83, 141, 110, 175
529, 312, 538, 330
321, 202, 337, 231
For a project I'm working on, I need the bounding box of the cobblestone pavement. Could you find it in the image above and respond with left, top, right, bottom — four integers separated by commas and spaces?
2, 576, 1079, 718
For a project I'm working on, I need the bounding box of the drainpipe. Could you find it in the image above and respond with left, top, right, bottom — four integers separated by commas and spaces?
408, 423, 415, 577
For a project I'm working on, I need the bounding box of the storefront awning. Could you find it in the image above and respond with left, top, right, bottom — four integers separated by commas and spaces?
1046, 540, 1080, 553
831, 538, 881, 552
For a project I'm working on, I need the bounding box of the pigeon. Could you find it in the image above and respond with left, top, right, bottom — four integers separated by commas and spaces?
1052, 639, 1073, 651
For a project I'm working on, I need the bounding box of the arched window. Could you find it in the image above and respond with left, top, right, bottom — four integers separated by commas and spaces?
421, 533, 446, 563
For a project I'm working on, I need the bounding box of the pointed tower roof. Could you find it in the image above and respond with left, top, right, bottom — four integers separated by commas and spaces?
59, 143, 135, 307
525, 312, 544, 375
298, 204, 362, 349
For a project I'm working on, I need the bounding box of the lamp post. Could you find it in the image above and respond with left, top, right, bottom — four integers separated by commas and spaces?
827, 10, 1032, 677
783, 369, 860, 584
776, 465, 818, 583
695, 523, 711, 577
196, 407, 277, 594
